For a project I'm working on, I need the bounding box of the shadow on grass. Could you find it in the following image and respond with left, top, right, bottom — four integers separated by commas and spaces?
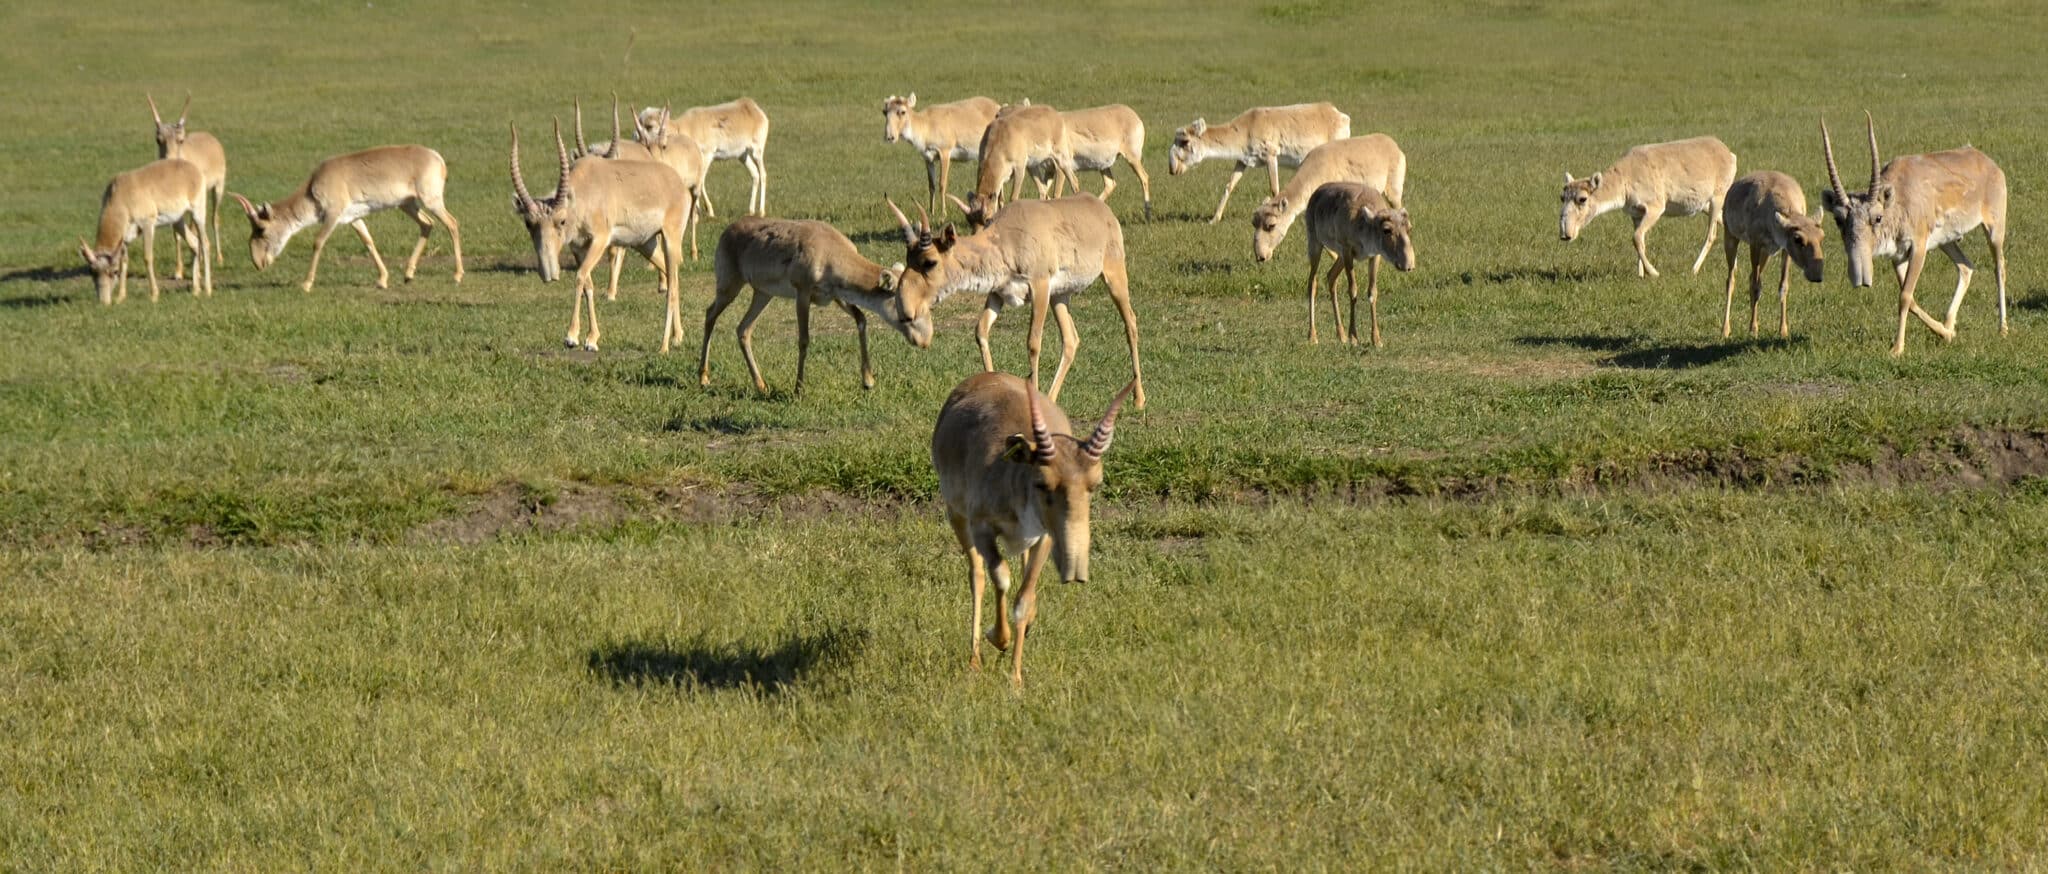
2011, 288, 2048, 312
587, 628, 862, 694
1515, 333, 1805, 369
0, 292, 74, 310
0, 265, 87, 284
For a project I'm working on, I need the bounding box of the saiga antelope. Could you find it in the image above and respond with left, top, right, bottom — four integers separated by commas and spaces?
78, 158, 213, 304
1559, 136, 1737, 278
1250, 134, 1407, 262
230, 145, 463, 292
1041, 104, 1153, 221
637, 98, 770, 216
959, 103, 1082, 228
931, 371, 1133, 688
1820, 113, 2009, 356
1719, 171, 1824, 339
1300, 182, 1415, 347
575, 98, 707, 268
1170, 102, 1351, 223
147, 93, 227, 275
698, 216, 933, 394
882, 93, 1000, 217
888, 195, 1146, 410
510, 122, 686, 353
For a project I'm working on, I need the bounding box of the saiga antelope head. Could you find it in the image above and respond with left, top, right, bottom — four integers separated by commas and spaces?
147, 93, 193, 159
507, 120, 575, 282
1820, 113, 1888, 288
1558, 172, 1603, 242
1005, 381, 1134, 585
882, 93, 915, 143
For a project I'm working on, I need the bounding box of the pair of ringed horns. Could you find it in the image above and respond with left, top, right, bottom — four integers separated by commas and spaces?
509, 119, 573, 211
1820, 110, 1881, 197
1025, 381, 1135, 463
884, 196, 934, 247
146, 92, 191, 126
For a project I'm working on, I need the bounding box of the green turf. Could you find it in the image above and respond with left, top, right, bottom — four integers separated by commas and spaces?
4, 0, 2048, 868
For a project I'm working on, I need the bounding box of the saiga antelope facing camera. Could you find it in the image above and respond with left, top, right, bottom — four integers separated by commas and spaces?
231, 145, 464, 292
931, 371, 1133, 688
78, 158, 213, 304
147, 93, 227, 276
698, 216, 933, 394
959, 102, 1082, 229
636, 98, 770, 216
882, 93, 1001, 217
510, 122, 686, 353
1250, 134, 1407, 263
1559, 136, 1737, 278
1300, 182, 1415, 347
1820, 113, 2009, 357
1719, 171, 1824, 339
1170, 102, 1351, 224
888, 195, 1146, 410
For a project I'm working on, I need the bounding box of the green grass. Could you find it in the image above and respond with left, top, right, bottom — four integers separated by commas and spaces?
5, 0, 2048, 868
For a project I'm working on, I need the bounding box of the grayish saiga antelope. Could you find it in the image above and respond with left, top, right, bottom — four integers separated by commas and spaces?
79, 158, 213, 304
889, 195, 1146, 410
1171, 102, 1351, 224
882, 93, 1001, 217
1251, 134, 1407, 262
147, 93, 227, 277
637, 98, 771, 217
931, 371, 1133, 688
1820, 113, 2009, 356
1300, 182, 1415, 347
698, 217, 933, 394
1719, 171, 1824, 339
231, 145, 463, 292
1559, 136, 1737, 278
510, 121, 687, 353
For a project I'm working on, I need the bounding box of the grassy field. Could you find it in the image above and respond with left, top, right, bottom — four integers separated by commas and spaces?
5, 0, 2048, 868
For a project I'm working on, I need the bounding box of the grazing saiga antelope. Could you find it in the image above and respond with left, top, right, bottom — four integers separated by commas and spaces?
509, 122, 686, 353
575, 99, 706, 265
959, 103, 1082, 228
1819, 113, 2009, 356
1300, 182, 1416, 347
1719, 171, 1825, 339
1170, 102, 1351, 224
698, 216, 933, 394
1045, 104, 1153, 221
147, 93, 227, 275
881, 93, 1000, 217
78, 158, 212, 304
1558, 136, 1737, 278
888, 195, 1146, 410
1250, 134, 1407, 262
931, 371, 1133, 688
230, 145, 463, 292
637, 98, 770, 216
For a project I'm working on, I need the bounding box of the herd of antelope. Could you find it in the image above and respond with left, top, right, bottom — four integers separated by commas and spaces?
73, 92, 2012, 686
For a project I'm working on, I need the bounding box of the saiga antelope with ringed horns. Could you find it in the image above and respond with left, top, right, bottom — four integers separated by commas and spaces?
1558, 136, 1736, 278
888, 195, 1146, 410
147, 93, 227, 275
575, 97, 707, 267
882, 93, 1001, 218
230, 145, 463, 292
1170, 102, 1351, 224
78, 158, 213, 304
1719, 170, 1824, 339
697, 216, 933, 394
1820, 113, 2008, 356
510, 121, 687, 353
636, 98, 771, 216
932, 371, 1134, 688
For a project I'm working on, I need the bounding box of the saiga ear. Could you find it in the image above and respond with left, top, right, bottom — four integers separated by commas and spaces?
906, 92, 916, 108
1563, 171, 1574, 184
78, 238, 95, 263
1587, 172, 1602, 190
1876, 183, 1895, 208
877, 268, 899, 292
1190, 118, 1207, 136
1002, 434, 1037, 464
936, 224, 957, 251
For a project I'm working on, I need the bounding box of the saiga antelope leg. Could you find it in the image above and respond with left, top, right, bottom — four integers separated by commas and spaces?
659, 230, 683, 350
733, 288, 777, 394
424, 200, 462, 283
349, 220, 391, 289
953, 514, 986, 671
399, 202, 433, 282
1344, 257, 1360, 345
171, 216, 188, 281
1101, 257, 1145, 408
143, 223, 160, 302
1366, 255, 1383, 348
1690, 196, 1723, 275
976, 295, 1002, 372
792, 291, 812, 393
1986, 221, 2009, 336
1721, 236, 1742, 338
1744, 245, 1766, 337
116, 243, 129, 302
1208, 166, 1247, 224
697, 276, 745, 385
1304, 244, 1324, 344
581, 258, 603, 351
1630, 205, 1662, 278
1126, 149, 1153, 221
925, 157, 941, 216
606, 247, 625, 303
565, 262, 588, 349
979, 531, 1014, 653
1097, 164, 1117, 202
937, 154, 954, 218
1058, 160, 1082, 199
1775, 251, 1792, 338
1892, 248, 1950, 356
212, 186, 225, 266
1937, 241, 1976, 336
1009, 538, 1051, 689
1025, 276, 1052, 399
301, 217, 345, 292
1047, 299, 1080, 404
573, 230, 612, 351
841, 300, 875, 389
